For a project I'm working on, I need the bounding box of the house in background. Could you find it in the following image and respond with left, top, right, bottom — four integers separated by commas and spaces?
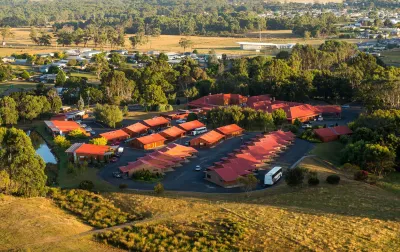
215, 124, 244, 139
314, 126, 353, 142
159, 126, 186, 141
142, 117, 171, 130
44, 120, 87, 137
122, 122, 149, 138
131, 133, 167, 150
177, 120, 205, 134
100, 130, 130, 144
66, 143, 113, 163
190, 130, 225, 148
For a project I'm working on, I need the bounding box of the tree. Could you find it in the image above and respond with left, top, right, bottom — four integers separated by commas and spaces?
186, 113, 198, 122
101, 70, 135, 104
129, 33, 147, 48
92, 53, 109, 79
68, 129, 88, 139
237, 174, 259, 196
77, 96, 85, 110
272, 109, 287, 126
179, 38, 194, 52
363, 144, 395, 177
21, 70, 30, 80
0, 26, 14, 44
0, 97, 18, 125
285, 167, 307, 186
46, 89, 62, 113
154, 182, 164, 194
20, 95, 43, 121
54, 135, 71, 149
0, 127, 47, 197
183, 86, 199, 101
56, 70, 67, 86
93, 104, 123, 128
89, 137, 108, 146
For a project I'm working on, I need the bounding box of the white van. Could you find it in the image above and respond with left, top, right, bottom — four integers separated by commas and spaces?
264, 166, 283, 186
191, 127, 207, 136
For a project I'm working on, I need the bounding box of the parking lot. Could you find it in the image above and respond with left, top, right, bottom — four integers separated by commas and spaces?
98, 131, 314, 193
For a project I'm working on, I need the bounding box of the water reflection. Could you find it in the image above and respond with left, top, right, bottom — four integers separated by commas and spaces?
28, 131, 57, 164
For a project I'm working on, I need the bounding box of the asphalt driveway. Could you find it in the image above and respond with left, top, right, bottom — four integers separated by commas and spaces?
98, 132, 314, 193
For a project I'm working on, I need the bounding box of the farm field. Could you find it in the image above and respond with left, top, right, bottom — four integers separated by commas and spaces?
0, 27, 365, 57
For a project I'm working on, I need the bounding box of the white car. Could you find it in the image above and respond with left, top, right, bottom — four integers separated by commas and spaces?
302, 124, 312, 129
81, 124, 87, 128
176, 119, 187, 124
195, 165, 201, 171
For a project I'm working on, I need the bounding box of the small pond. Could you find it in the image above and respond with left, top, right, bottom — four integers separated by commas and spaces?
27, 130, 57, 164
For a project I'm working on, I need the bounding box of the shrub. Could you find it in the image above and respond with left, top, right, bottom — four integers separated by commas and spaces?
49, 189, 141, 228
68, 129, 88, 139
299, 129, 321, 143
89, 137, 108, 146
307, 171, 319, 186
326, 175, 340, 184
354, 170, 369, 181
339, 135, 350, 144
132, 170, 163, 181
119, 184, 128, 190
54, 135, 71, 149
342, 163, 360, 173
79, 180, 94, 191
154, 183, 164, 194
283, 124, 298, 134
186, 112, 198, 122
285, 167, 308, 186
293, 118, 302, 127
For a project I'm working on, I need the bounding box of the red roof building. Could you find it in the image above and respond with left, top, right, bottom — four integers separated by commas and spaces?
142, 117, 170, 129
159, 126, 186, 141
131, 133, 166, 150
314, 125, 353, 142
177, 120, 205, 132
65, 143, 113, 162
44, 120, 87, 136
188, 93, 247, 108
123, 123, 149, 137
215, 124, 244, 138
100, 129, 130, 143
190, 130, 225, 148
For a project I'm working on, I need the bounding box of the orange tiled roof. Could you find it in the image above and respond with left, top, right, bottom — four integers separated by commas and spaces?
100, 129, 130, 141
51, 120, 82, 132
135, 133, 166, 145
160, 126, 186, 138
75, 144, 111, 155
216, 124, 244, 135
197, 130, 225, 144
124, 122, 149, 133
177, 120, 205, 131
142, 117, 170, 127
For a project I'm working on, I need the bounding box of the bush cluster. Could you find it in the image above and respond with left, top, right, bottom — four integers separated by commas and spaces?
95, 218, 247, 251
299, 129, 321, 143
307, 171, 320, 186
285, 167, 308, 186
48, 188, 142, 228
132, 170, 163, 182
326, 175, 341, 184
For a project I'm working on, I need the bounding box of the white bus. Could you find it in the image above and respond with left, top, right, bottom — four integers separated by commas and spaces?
191, 127, 207, 136
264, 166, 283, 186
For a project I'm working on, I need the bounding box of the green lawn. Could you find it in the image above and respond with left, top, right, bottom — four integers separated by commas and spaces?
377, 171, 400, 196
309, 141, 344, 166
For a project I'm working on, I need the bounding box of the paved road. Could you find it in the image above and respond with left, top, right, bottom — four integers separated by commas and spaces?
98, 131, 314, 193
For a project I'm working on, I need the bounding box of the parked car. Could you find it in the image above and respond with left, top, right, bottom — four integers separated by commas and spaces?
176, 119, 187, 124
341, 104, 350, 109
110, 157, 119, 163
112, 171, 122, 178
195, 165, 201, 171
81, 124, 87, 128
90, 131, 96, 135
317, 116, 323, 121
75, 120, 82, 124
302, 124, 312, 129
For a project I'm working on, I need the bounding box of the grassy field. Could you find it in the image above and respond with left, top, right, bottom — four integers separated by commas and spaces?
310, 141, 345, 166
381, 48, 400, 67
0, 194, 123, 251
0, 27, 365, 57
1, 155, 399, 251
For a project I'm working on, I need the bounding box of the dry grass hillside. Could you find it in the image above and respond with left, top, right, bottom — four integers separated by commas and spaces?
0, 195, 122, 251
1, 157, 399, 251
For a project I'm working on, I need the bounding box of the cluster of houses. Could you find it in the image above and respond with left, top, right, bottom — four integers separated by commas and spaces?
119, 143, 198, 177
188, 93, 341, 123
205, 130, 295, 188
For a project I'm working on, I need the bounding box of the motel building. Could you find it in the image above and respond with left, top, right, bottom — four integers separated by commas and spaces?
65, 143, 114, 163
99, 129, 130, 144
122, 122, 149, 138
131, 133, 167, 150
